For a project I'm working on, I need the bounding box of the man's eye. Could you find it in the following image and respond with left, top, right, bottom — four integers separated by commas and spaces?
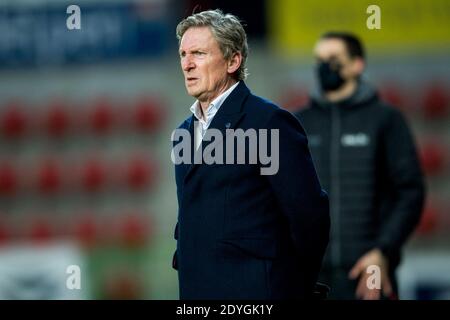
195, 51, 205, 56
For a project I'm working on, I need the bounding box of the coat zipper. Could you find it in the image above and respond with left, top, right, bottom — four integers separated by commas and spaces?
330, 105, 341, 267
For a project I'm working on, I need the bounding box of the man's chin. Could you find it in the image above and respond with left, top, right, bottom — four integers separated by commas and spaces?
186, 88, 200, 98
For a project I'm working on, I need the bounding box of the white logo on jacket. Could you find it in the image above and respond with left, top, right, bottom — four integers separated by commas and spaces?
341, 133, 370, 147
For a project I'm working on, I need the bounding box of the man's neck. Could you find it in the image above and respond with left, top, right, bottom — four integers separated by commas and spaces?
324, 79, 358, 103
198, 79, 237, 117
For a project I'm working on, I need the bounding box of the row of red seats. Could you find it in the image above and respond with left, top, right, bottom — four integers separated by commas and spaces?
281, 82, 450, 119
102, 270, 146, 300
415, 198, 450, 236
1, 202, 444, 246
379, 82, 449, 119
0, 155, 158, 196
0, 96, 167, 139
0, 213, 153, 248
418, 139, 449, 177
0, 143, 445, 194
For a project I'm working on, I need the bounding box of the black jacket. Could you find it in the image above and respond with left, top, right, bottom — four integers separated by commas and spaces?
173, 82, 330, 299
295, 81, 425, 271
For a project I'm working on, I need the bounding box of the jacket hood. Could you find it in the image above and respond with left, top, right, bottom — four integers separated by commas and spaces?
310, 80, 379, 110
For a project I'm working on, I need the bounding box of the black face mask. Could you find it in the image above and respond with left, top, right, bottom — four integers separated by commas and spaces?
316, 61, 345, 92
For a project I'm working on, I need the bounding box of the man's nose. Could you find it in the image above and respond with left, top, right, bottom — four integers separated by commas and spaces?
182, 56, 195, 72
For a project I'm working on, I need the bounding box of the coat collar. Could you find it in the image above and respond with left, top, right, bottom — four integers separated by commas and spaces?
182, 81, 250, 184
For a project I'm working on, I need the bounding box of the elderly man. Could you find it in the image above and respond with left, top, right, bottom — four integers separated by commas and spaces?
171, 9, 329, 300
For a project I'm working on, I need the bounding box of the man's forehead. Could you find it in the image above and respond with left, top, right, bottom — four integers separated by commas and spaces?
179, 26, 215, 49
314, 38, 347, 58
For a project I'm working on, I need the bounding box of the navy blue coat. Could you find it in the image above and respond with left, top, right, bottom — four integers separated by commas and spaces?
172, 82, 329, 299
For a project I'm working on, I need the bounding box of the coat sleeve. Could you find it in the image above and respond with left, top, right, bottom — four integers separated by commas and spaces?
265, 108, 330, 294
376, 109, 426, 259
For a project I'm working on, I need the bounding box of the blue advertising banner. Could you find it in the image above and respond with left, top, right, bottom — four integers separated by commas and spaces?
0, 1, 172, 69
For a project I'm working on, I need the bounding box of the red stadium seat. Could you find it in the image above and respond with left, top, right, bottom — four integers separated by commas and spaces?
1, 101, 28, 139
118, 213, 152, 247
418, 140, 447, 177
73, 215, 99, 248
37, 160, 62, 194
416, 201, 439, 236
134, 96, 165, 132
0, 220, 10, 245
0, 162, 18, 197
421, 83, 449, 119
90, 98, 114, 134
44, 100, 71, 137
103, 271, 143, 300
29, 218, 53, 244
279, 85, 309, 112
82, 159, 107, 192
126, 156, 156, 191
379, 83, 408, 113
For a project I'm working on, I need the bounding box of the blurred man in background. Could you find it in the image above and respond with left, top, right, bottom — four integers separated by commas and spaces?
295, 32, 425, 300
172, 9, 329, 299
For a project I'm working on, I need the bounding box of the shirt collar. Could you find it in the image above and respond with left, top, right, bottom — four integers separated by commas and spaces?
189, 81, 240, 123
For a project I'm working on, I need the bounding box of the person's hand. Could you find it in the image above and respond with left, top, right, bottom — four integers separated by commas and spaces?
348, 248, 393, 300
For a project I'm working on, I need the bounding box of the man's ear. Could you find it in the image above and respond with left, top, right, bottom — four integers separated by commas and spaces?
352, 57, 365, 76
227, 52, 242, 75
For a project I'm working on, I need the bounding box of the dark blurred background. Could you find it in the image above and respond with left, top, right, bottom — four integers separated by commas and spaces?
0, 0, 449, 299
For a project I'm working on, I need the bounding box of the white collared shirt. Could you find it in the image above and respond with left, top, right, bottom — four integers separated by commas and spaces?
189, 81, 239, 150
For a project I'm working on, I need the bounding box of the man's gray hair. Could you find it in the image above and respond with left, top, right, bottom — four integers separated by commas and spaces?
176, 9, 249, 81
